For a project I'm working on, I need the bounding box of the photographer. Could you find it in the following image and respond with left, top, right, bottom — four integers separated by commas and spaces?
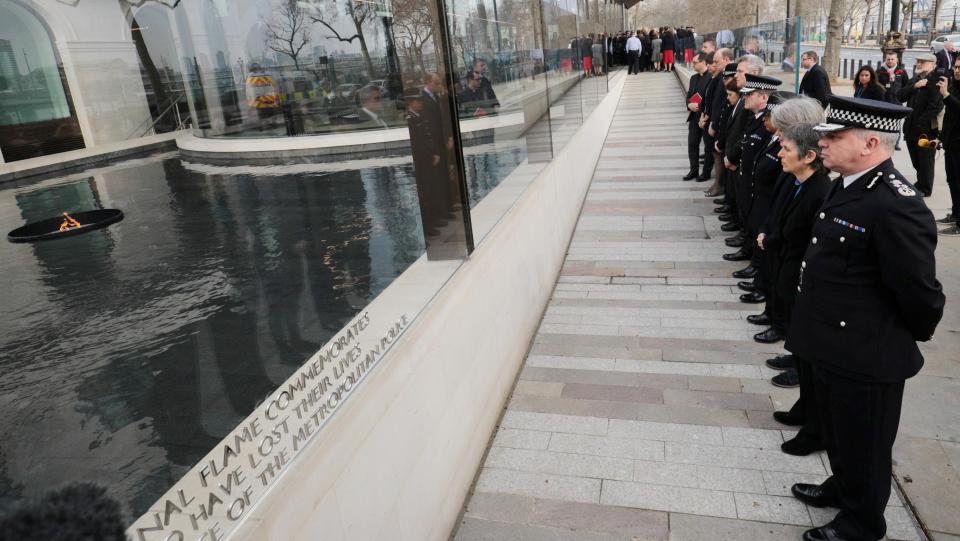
898, 54, 944, 197
936, 63, 960, 235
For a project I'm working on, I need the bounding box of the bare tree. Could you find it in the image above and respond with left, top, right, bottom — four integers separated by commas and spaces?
391, 0, 435, 72
264, 0, 311, 70
308, 0, 377, 78
822, 0, 845, 81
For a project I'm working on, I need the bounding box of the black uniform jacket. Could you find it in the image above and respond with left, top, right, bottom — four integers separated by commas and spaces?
764, 169, 831, 304
707, 75, 727, 134
715, 101, 734, 151
799, 63, 832, 106
746, 136, 783, 231
785, 160, 945, 382
724, 99, 750, 165
898, 74, 944, 140
737, 113, 771, 191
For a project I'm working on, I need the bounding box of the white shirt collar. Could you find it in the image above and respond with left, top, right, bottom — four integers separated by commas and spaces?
842, 166, 876, 188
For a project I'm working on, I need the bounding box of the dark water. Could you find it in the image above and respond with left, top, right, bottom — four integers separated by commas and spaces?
0, 146, 524, 520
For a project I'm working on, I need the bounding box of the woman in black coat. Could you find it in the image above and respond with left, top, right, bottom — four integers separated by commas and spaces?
660, 30, 676, 72
853, 66, 886, 101
758, 122, 831, 455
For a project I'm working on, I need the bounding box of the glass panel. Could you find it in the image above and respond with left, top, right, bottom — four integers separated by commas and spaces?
0, 1, 84, 161
701, 19, 802, 93
542, 0, 584, 154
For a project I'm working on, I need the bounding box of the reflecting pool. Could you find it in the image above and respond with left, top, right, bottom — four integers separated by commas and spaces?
0, 146, 523, 519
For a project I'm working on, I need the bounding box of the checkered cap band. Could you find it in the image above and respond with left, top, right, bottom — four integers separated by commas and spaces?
745, 80, 780, 90
822, 105, 905, 133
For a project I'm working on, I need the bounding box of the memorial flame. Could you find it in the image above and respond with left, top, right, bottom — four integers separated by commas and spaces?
58, 212, 82, 232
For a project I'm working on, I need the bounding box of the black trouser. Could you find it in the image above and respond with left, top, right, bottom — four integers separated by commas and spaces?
627, 51, 639, 74
701, 132, 715, 178
906, 137, 935, 195
813, 365, 904, 540
687, 121, 703, 174
722, 169, 740, 222
945, 149, 960, 224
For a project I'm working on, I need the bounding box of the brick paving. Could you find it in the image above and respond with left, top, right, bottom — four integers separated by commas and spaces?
453, 73, 925, 540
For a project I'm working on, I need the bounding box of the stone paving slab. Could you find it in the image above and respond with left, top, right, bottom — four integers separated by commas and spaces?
454, 73, 927, 540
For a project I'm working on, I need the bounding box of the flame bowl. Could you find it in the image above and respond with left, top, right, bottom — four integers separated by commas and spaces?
7, 209, 124, 244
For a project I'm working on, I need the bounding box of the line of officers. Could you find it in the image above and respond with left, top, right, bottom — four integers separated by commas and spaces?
683, 50, 945, 541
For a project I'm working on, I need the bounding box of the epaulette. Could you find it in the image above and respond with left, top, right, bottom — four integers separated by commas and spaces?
867, 169, 920, 197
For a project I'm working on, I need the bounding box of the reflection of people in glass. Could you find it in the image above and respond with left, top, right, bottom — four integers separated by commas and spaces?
458, 73, 495, 118
404, 75, 465, 259
357, 85, 391, 129
470, 59, 499, 110
245, 63, 280, 128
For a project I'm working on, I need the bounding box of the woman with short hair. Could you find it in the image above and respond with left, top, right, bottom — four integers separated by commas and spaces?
759, 121, 832, 456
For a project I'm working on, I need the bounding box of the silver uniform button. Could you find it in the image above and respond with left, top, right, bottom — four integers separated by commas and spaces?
819, 212, 825, 219
801, 261, 806, 268
840, 321, 846, 327
812, 237, 818, 244
840, 236, 845, 243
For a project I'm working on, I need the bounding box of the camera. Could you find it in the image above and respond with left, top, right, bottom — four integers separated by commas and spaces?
929, 67, 951, 81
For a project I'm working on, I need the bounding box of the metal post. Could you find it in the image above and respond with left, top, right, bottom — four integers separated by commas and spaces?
953, 2, 957, 31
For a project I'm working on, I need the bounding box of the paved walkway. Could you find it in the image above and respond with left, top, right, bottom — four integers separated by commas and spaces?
453, 73, 926, 540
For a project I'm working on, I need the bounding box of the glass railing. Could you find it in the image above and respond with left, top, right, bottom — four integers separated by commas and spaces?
700, 17, 802, 93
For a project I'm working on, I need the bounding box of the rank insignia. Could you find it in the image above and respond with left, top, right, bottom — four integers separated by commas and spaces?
888, 179, 916, 196
833, 217, 866, 233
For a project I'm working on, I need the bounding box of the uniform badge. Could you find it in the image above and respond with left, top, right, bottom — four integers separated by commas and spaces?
889, 178, 916, 196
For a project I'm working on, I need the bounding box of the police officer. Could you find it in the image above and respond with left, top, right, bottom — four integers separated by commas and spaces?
786, 95, 946, 541
724, 73, 781, 271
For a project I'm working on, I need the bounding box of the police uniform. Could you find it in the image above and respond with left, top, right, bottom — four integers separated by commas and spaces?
785, 96, 946, 541
725, 74, 782, 262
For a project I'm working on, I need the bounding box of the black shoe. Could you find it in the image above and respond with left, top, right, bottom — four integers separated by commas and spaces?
724, 249, 751, 262
737, 280, 756, 292
765, 354, 795, 370
713, 197, 725, 204
725, 236, 745, 248
791, 483, 841, 509
720, 222, 741, 232
731, 265, 757, 279
781, 436, 825, 456
771, 368, 800, 388
937, 212, 955, 224
773, 410, 804, 426
683, 171, 698, 180
895, 143, 903, 151
719, 214, 738, 223
747, 312, 771, 325
754, 327, 785, 343
802, 525, 848, 541
740, 291, 766, 303
714, 205, 731, 214
696, 174, 711, 182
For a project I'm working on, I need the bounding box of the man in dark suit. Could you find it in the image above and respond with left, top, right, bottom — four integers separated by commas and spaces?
684, 53, 711, 180
877, 51, 908, 103
355, 85, 390, 129
898, 54, 944, 196
936, 40, 957, 72
787, 96, 945, 541
799, 50, 831, 107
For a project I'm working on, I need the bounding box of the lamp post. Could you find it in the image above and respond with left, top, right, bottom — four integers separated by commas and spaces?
884, 0, 907, 66
953, 1, 958, 31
